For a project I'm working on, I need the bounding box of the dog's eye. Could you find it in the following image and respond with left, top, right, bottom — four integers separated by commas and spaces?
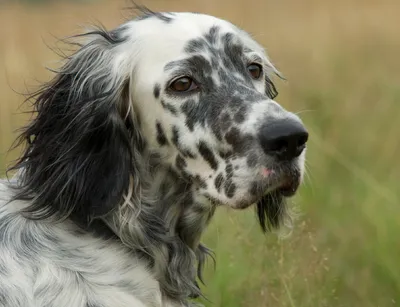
247, 63, 263, 80
169, 77, 198, 92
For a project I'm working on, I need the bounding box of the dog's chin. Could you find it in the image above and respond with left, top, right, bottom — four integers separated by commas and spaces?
204, 165, 302, 232
254, 173, 301, 232
212, 170, 300, 231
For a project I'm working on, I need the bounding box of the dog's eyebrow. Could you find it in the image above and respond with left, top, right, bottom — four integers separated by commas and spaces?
247, 54, 263, 64
164, 55, 212, 74
164, 60, 181, 72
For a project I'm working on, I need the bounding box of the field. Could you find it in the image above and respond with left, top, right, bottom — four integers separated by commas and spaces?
1, 0, 399, 306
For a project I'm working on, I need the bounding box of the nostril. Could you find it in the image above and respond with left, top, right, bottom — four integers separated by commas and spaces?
297, 133, 308, 148
293, 131, 308, 156
269, 138, 288, 152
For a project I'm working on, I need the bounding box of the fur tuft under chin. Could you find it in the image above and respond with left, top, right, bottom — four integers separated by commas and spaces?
256, 192, 286, 232
256, 192, 299, 239
256, 191, 296, 234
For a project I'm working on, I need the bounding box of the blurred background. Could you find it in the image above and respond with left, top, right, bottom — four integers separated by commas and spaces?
0, 0, 399, 306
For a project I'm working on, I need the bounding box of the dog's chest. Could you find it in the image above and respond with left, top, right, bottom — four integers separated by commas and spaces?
0, 206, 167, 307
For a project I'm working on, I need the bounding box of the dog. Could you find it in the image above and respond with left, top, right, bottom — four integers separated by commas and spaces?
0, 7, 308, 307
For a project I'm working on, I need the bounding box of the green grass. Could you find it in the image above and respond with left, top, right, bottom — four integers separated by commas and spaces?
1, 1, 399, 306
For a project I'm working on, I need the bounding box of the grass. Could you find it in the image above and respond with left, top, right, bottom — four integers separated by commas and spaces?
1, 0, 399, 306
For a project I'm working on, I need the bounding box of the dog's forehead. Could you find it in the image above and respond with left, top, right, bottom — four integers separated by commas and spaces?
135, 12, 236, 40
124, 13, 265, 71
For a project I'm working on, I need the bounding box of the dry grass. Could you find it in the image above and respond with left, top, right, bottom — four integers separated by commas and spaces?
1, 0, 399, 306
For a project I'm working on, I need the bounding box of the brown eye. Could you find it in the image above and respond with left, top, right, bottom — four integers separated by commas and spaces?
247, 63, 263, 79
169, 77, 198, 92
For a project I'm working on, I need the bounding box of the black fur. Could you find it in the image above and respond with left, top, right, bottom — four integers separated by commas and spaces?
153, 83, 161, 99
9, 28, 133, 227
256, 192, 286, 232
156, 122, 168, 146
197, 141, 218, 170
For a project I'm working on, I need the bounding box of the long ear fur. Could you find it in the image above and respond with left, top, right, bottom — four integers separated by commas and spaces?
9, 27, 134, 226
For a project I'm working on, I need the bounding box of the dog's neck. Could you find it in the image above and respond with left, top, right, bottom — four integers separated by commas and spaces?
103, 163, 216, 304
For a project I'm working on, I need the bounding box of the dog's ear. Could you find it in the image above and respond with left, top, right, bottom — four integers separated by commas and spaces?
9, 27, 137, 226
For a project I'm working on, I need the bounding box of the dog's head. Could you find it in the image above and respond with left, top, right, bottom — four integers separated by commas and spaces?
129, 12, 308, 229
11, 10, 308, 230
9, 8, 308, 302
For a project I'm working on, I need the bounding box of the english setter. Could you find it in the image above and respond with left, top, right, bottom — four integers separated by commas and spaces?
0, 7, 308, 307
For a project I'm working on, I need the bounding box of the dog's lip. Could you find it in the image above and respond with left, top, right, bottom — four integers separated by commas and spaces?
255, 169, 301, 202
275, 180, 300, 197
205, 167, 301, 208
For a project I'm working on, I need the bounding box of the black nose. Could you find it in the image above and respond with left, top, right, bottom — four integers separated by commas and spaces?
259, 118, 309, 160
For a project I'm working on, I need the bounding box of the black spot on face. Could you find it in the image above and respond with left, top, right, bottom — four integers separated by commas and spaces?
225, 163, 233, 180
224, 179, 236, 198
183, 150, 196, 159
246, 152, 258, 167
185, 38, 207, 54
161, 99, 177, 115
195, 175, 207, 189
186, 119, 195, 131
181, 99, 197, 131
204, 26, 220, 45
153, 83, 160, 99
156, 122, 168, 146
171, 126, 196, 158
221, 33, 245, 73
225, 128, 254, 156
198, 141, 219, 170
176, 155, 187, 170
164, 55, 212, 76
214, 173, 224, 192
225, 127, 241, 146
234, 108, 246, 123
172, 126, 181, 147
219, 150, 233, 160
220, 113, 232, 132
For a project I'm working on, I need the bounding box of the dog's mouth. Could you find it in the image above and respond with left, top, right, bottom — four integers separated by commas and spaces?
205, 165, 301, 232
272, 171, 301, 197
252, 165, 302, 201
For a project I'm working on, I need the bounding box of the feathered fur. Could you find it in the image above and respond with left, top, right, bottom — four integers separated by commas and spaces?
0, 7, 307, 307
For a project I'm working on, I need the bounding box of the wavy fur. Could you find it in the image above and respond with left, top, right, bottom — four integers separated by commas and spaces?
0, 7, 307, 307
